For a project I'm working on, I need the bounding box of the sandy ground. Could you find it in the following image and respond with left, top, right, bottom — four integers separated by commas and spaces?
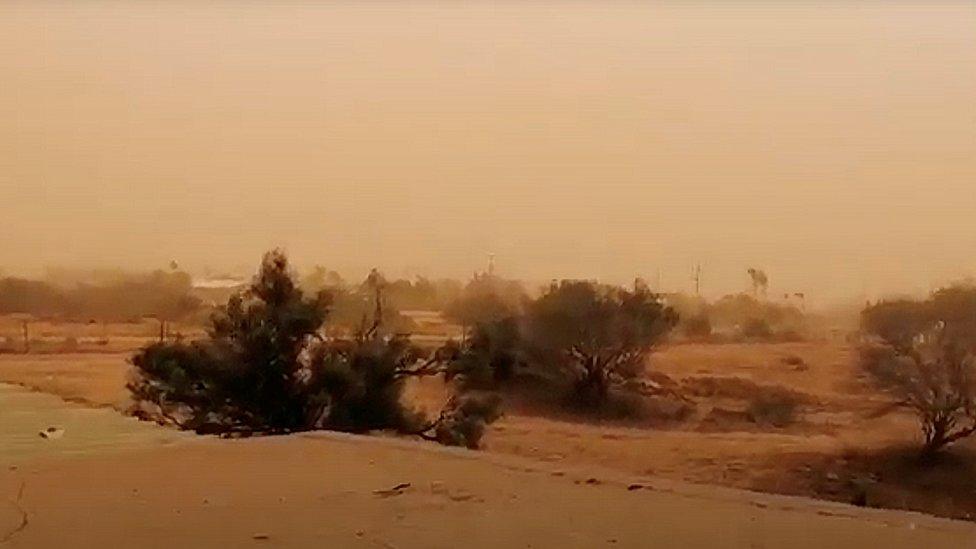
3, 343, 976, 527
2, 429, 975, 548
0, 354, 131, 410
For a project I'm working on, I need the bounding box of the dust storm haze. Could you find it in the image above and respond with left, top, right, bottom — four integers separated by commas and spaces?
1, 1, 974, 304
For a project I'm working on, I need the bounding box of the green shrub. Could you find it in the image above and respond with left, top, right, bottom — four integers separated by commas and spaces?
129, 250, 501, 447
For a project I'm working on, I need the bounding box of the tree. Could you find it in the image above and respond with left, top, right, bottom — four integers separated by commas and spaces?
0, 278, 65, 317
861, 298, 931, 352
521, 280, 677, 406
860, 286, 976, 455
864, 328, 976, 456
926, 285, 976, 347
862, 285, 976, 353
129, 250, 500, 447
443, 273, 526, 332
301, 265, 346, 293
304, 275, 500, 443
747, 268, 769, 298
325, 269, 417, 336
130, 250, 331, 432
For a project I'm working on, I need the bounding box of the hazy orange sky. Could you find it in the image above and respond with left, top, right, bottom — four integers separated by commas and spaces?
1, 1, 974, 304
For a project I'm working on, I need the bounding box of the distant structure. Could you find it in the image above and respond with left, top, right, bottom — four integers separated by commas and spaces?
192, 276, 246, 289
783, 291, 807, 311
691, 264, 702, 296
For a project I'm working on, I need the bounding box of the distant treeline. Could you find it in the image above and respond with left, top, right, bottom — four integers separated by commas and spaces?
0, 265, 518, 329
0, 264, 810, 342
302, 266, 465, 312
300, 267, 469, 333
0, 271, 200, 322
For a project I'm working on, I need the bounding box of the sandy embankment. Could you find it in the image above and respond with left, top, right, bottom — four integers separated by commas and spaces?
3, 430, 975, 549
0, 353, 131, 411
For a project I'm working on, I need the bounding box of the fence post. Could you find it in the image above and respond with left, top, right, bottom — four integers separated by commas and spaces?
22, 320, 29, 354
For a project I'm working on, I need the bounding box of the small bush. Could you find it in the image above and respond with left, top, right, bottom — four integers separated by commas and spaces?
747, 390, 799, 427
682, 376, 809, 402
642, 394, 695, 422
431, 392, 504, 449
61, 336, 79, 352
781, 354, 806, 369
859, 343, 913, 389
741, 318, 773, 340
682, 314, 712, 340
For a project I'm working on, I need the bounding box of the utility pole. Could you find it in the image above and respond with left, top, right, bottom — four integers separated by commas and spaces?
692, 264, 702, 296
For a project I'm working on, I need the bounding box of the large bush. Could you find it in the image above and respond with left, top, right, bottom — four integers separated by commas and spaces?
305, 334, 427, 433
862, 285, 976, 350
129, 250, 500, 447
860, 285, 976, 455
444, 280, 678, 412
445, 317, 523, 387
861, 299, 932, 352
443, 273, 527, 329
864, 331, 976, 455
521, 280, 678, 406
708, 293, 805, 340
0, 278, 66, 317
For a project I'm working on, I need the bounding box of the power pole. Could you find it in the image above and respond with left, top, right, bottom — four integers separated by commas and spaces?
692, 264, 702, 296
